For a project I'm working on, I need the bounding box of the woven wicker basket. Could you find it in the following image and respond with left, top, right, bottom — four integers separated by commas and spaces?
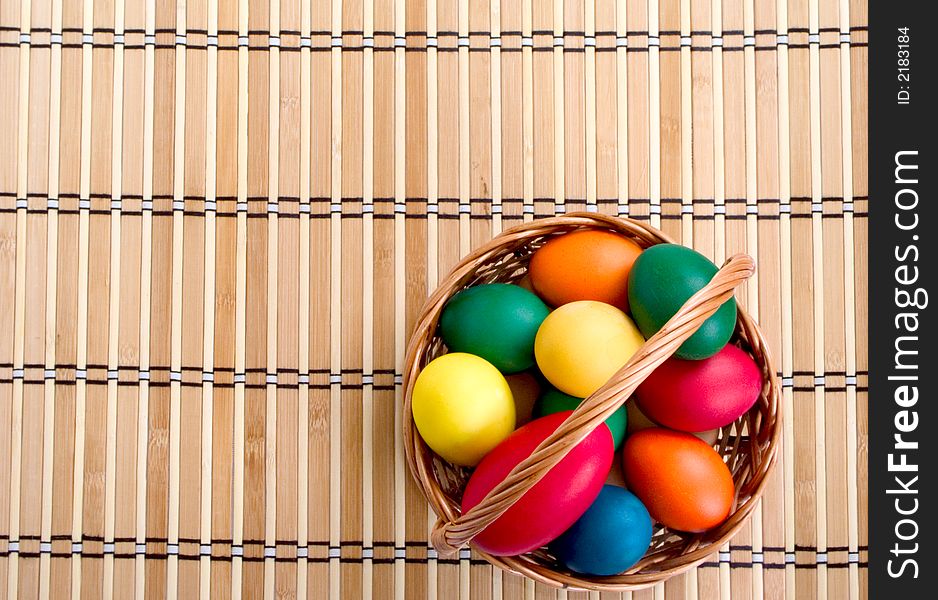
402, 213, 780, 591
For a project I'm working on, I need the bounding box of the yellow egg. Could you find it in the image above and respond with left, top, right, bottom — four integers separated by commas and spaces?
411, 353, 515, 466
535, 301, 645, 398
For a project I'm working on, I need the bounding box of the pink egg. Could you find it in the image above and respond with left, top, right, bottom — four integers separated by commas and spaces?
635, 344, 762, 432
461, 411, 613, 556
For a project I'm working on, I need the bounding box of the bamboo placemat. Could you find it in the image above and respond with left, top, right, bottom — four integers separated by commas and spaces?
0, 0, 867, 598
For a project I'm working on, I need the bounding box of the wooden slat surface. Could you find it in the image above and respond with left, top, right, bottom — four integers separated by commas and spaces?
0, 0, 868, 598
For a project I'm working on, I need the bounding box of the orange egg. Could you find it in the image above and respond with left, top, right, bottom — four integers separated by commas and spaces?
529, 230, 643, 311
622, 428, 734, 533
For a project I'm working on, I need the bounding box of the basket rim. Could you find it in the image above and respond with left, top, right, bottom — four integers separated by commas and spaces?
402, 213, 781, 591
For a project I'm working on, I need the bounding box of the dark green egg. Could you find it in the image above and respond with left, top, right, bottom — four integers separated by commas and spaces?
533, 389, 627, 450
627, 244, 737, 360
439, 284, 550, 374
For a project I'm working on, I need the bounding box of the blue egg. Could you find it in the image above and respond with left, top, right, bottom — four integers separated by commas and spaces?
549, 485, 653, 576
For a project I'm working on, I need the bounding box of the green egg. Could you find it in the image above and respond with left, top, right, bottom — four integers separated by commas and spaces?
440, 283, 550, 374
627, 244, 737, 360
533, 389, 627, 450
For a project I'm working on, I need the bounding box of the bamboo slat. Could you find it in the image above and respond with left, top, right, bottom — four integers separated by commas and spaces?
0, 0, 867, 598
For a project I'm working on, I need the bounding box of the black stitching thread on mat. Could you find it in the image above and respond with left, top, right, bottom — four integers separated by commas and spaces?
0, 536, 872, 551
0, 192, 870, 199
0, 26, 869, 36
0, 551, 870, 568
0, 210, 874, 221
0, 376, 868, 394
0, 26, 868, 52
1, 367, 867, 392
0, 366, 869, 376
0, 366, 869, 378
0, 42, 869, 52
1, 379, 868, 394
0, 194, 871, 220
0, 538, 870, 567
0, 196, 870, 204
0, 192, 870, 202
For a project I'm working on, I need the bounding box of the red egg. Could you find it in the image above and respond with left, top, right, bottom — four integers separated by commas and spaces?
461, 411, 613, 556
635, 344, 762, 432
622, 428, 734, 533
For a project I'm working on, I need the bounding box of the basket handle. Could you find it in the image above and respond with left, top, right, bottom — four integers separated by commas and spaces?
430, 253, 756, 556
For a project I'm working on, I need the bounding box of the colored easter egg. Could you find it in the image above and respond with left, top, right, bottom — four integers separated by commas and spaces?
626, 400, 720, 445
636, 344, 762, 431
440, 284, 550, 374
529, 230, 644, 311
505, 371, 542, 426
411, 353, 515, 467
622, 428, 734, 532
534, 301, 645, 398
461, 411, 614, 556
533, 388, 627, 449
549, 485, 653, 576
627, 244, 737, 360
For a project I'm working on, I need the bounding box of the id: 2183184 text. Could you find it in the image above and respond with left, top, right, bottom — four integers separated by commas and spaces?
897, 27, 910, 105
